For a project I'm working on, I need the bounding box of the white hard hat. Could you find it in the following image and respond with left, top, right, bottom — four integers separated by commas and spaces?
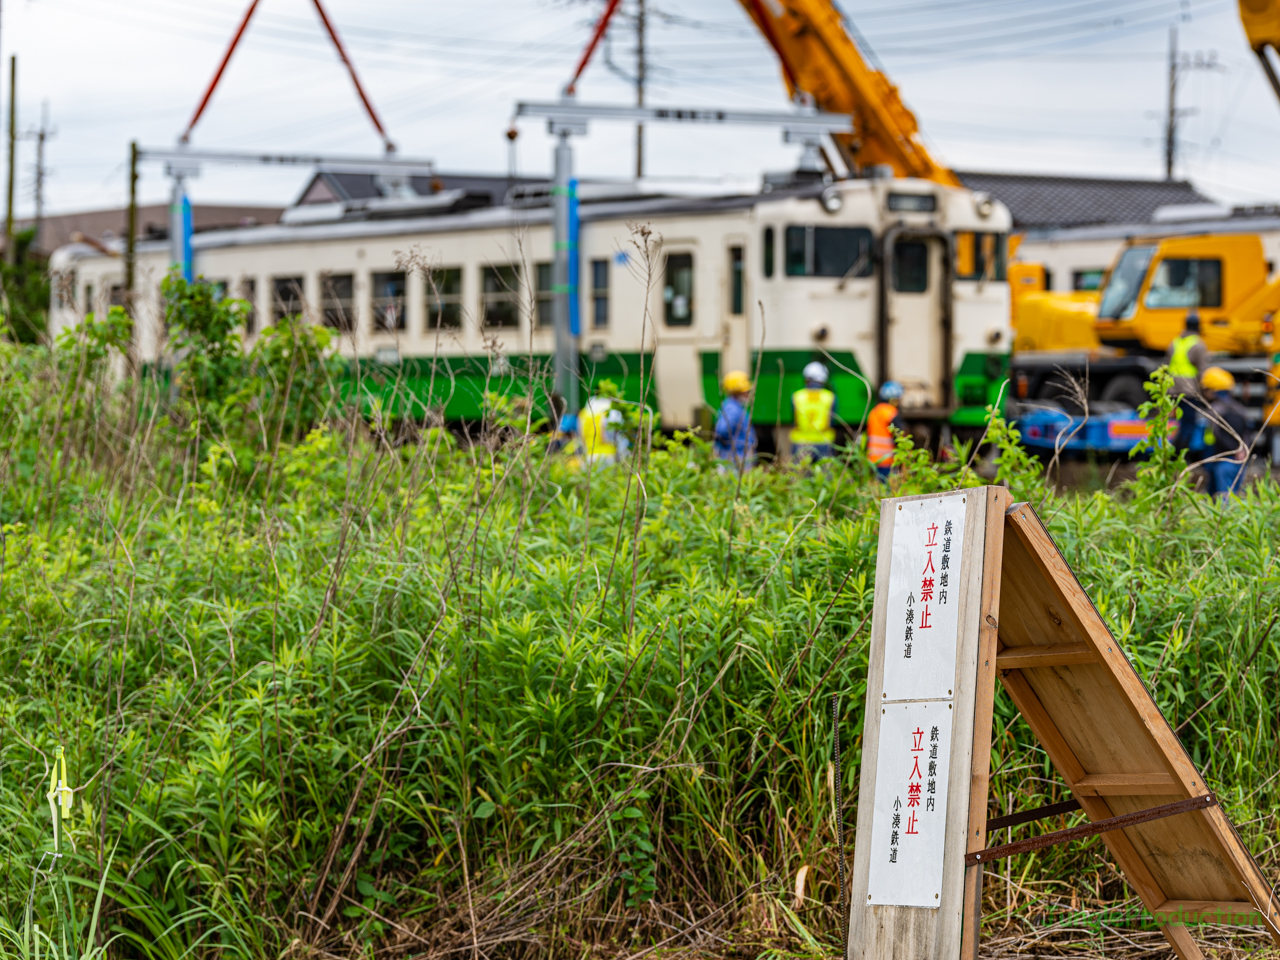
803, 361, 829, 385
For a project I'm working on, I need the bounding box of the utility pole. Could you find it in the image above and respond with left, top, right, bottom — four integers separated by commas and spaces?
125, 141, 138, 295
5, 56, 14, 265
1162, 25, 1221, 181
27, 101, 53, 253
1164, 25, 1177, 180
635, 0, 645, 179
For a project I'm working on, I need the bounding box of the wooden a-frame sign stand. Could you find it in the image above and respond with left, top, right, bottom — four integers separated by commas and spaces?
846, 486, 1280, 960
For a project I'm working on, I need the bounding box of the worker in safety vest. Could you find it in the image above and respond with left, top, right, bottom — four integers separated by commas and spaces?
791, 361, 838, 462
1166, 309, 1209, 451
577, 395, 627, 466
714, 370, 757, 470
866, 381, 906, 481
1200, 366, 1250, 499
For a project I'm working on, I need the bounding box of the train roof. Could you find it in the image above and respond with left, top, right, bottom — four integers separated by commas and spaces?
52, 177, 835, 264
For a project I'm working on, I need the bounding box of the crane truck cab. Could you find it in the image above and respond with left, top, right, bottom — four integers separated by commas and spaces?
1010, 233, 1280, 413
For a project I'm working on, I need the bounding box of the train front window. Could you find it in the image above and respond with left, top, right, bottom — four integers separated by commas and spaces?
1144, 258, 1222, 309
953, 232, 1007, 281
893, 241, 929, 293
664, 253, 694, 327
1098, 245, 1155, 320
785, 225, 872, 278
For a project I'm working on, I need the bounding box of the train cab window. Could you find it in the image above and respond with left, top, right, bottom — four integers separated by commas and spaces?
273, 276, 305, 323
240, 278, 257, 334
482, 264, 521, 328
535, 262, 554, 327
729, 246, 744, 315
591, 259, 609, 328
785, 225, 873, 278
664, 253, 694, 327
893, 241, 929, 293
953, 232, 1007, 281
1144, 258, 1222, 309
763, 227, 775, 278
372, 271, 407, 332
427, 267, 463, 329
320, 273, 355, 331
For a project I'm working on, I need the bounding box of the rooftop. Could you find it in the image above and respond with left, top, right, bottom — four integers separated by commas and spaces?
956, 171, 1212, 230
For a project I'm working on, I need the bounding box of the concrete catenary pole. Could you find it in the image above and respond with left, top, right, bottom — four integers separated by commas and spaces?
635, 0, 645, 179
4, 56, 14, 265
552, 131, 578, 423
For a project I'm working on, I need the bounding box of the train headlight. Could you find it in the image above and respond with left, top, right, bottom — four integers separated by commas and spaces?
974, 194, 994, 219
821, 186, 844, 214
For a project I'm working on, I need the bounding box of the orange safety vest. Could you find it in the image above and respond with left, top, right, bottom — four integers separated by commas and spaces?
866, 402, 898, 466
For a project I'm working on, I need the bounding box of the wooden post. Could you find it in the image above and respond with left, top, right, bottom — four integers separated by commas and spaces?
958, 487, 1011, 960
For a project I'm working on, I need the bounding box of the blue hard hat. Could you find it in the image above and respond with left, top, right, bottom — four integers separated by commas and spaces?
880, 380, 904, 401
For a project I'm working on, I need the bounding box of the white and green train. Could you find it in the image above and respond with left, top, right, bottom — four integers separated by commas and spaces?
50, 170, 1012, 442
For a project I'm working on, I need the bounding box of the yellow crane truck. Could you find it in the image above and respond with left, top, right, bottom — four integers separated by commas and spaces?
1009, 233, 1280, 446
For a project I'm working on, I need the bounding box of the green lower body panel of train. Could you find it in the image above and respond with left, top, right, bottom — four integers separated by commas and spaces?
342, 349, 1008, 428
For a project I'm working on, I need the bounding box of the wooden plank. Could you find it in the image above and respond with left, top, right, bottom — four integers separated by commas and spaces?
1003, 509, 1204, 793
1153, 901, 1266, 925
846, 490, 993, 960
959, 487, 1011, 960
995, 643, 1095, 669
997, 504, 1280, 955
1072, 773, 1180, 796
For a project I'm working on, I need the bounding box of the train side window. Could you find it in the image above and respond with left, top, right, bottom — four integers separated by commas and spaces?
763, 227, 775, 278
273, 276, 305, 323
320, 273, 355, 331
893, 241, 929, 293
427, 267, 463, 329
1072, 269, 1104, 291
372, 271, 407, 332
84, 284, 94, 314
535, 262, 554, 327
482, 264, 521, 328
240, 278, 257, 334
664, 253, 694, 327
1144, 258, 1222, 309
591, 259, 609, 328
729, 246, 744, 315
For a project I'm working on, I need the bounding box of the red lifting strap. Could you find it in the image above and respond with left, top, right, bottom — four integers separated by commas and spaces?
180, 0, 394, 154
564, 0, 622, 96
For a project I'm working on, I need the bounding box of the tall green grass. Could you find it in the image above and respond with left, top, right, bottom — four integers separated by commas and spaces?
0, 302, 1276, 958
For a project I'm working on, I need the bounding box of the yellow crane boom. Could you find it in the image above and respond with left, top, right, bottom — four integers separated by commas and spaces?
1240, 0, 1280, 101
735, 0, 960, 186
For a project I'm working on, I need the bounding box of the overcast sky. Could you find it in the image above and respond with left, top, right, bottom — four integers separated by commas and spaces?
5, 0, 1279, 217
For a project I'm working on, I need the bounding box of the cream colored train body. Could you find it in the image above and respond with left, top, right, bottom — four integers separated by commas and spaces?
50, 174, 1011, 435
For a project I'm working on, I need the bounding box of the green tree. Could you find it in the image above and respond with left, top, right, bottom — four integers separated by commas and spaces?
1, 228, 51, 344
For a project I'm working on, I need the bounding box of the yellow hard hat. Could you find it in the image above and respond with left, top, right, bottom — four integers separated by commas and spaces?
1201, 366, 1235, 392
723, 370, 752, 394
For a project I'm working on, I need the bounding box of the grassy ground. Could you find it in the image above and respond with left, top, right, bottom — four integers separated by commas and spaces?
0, 305, 1278, 960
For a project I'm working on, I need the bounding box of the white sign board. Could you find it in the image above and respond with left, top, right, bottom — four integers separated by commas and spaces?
882, 497, 967, 702
866, 700, 954, 907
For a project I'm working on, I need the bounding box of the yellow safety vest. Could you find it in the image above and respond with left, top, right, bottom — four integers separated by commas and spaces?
792, 388, 836, 444
580, 404, 617, 460
866, 402, 898, 465
1169, 335, 1201, 378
